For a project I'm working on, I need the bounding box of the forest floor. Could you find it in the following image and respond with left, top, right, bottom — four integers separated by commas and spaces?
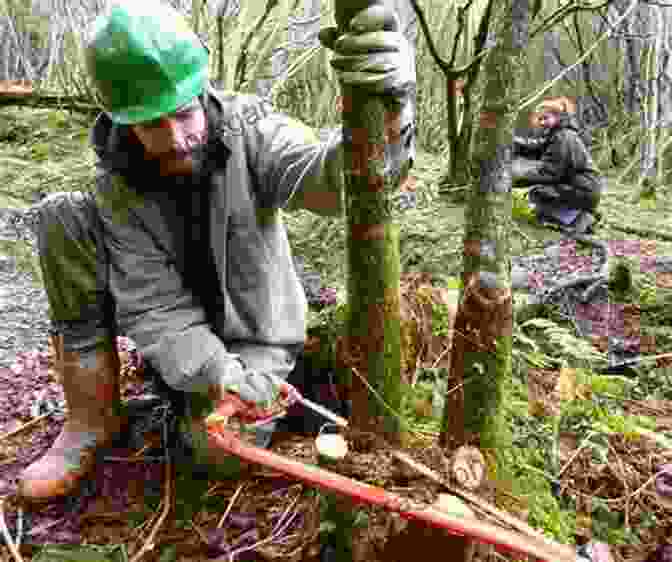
1, 104, 672, 562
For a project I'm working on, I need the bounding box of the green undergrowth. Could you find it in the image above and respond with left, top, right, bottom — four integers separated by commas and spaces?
0, 106, 95, 208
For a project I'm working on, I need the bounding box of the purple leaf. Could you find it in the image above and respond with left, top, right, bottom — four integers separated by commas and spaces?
655, 464, 672, 497
227, 512, 256, 530
206, 528, 233, 558
51, 529, 81, 544
645, 545, 672, 562
232, 528, 260, 547
27, 516, 67, 537
232, 550, 259, 562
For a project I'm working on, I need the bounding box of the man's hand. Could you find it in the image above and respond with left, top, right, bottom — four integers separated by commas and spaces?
207, 372, 294, 427
318, 4, 415, 98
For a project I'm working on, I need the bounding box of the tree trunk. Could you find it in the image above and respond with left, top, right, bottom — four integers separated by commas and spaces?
658, 8, 672, 128
335, 0, 407, 444
216, 15, 225, 85
191, 0, 203, 36
440, 0, 526, 462
638, 3, 663, 194
445, 2, 496, 187
609, 0, 645, 116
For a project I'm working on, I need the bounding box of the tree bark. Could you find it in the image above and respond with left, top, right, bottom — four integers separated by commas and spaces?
444, 1, 496, 187
638, 3, 663, 194
335, 0, 408, 444
440, 0, 526, 462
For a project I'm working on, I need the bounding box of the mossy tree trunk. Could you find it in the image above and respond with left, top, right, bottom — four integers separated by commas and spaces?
191, 0, 204, 36
440, 0, 529, 466
335, 0, 407, 444
442, 0, 497, 187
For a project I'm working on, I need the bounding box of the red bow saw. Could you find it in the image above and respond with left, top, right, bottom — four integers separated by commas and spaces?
205, 383, 575, 562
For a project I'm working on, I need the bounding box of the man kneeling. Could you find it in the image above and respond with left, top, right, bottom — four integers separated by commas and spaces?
16, 0, 415, 503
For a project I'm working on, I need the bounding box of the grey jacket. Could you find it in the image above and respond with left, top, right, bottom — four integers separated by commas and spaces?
93, 86, 414, 395
513, 112, 602, 197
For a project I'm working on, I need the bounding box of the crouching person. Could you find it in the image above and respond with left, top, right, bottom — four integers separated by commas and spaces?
17, 0, 415, 503
513, 98, 604, 234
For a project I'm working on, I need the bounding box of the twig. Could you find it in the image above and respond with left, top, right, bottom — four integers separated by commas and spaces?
390, 451, 549, 543
80, 512, 138, 523
608, 442, 630, 530
0, 498, 23, 562
103, 456, 164, 463
129, 460, 173, 562
234, 0, 279, 90
189, 520, 209, 546
131, 444, 151, 459
216, 483, 245, 529
26, 516, 66, 537
603, 219, 672, 242
557, 431, 598, 478
14, 509, 22, 550
601, 352, 672, 371
205, 483, 221, 497
568, 468, 667, 504
430, 342, 453, 370
130, 505, 160, 540
0, 411, 56, 443
223, 492, 303, 561
581, 276, 606, 303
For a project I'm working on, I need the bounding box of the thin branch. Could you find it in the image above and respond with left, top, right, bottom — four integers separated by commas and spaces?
216, 483, 245, 529
407, 0, 450, 74
530, 0, 615, 39
518, 0, 640, 112
0, 498, 23, 562
390, 450, 560, 547
0, 411, 56, 444
129, 460, 173, 562
448, 0, 478, 69
14, 509, 22, 550
223, 491, 303, 561
234, 0, 280, 91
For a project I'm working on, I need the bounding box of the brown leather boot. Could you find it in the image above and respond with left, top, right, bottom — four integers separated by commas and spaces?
17, 334, 126, 503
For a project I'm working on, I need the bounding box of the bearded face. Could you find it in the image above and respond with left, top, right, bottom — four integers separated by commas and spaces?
131, 97, 209, 177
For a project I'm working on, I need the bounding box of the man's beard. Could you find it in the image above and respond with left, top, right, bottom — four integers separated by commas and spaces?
150, 132, 210, 178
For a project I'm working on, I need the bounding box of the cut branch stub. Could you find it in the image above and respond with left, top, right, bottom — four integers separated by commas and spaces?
450, 445, 487, 491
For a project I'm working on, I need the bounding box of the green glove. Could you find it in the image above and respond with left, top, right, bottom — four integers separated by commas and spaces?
318, 4, 415, 97
221, 370, 282, 409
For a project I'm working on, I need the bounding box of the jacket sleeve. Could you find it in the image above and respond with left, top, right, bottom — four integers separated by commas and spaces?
514, 131, 572, 185
512, 132, 547, 158
95, 173, 246, 395
242, 96, 415, 216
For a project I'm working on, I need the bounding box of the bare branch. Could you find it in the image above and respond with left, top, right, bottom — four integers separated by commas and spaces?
234, 0, 280, 91
530, 0, 616, 39
407, 0, 451, 74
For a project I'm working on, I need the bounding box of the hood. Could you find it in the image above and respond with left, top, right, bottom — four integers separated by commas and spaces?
90, 84, 228, 189
555, 111, 580, 132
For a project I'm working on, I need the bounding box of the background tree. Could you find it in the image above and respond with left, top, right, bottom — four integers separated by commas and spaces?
439, 0, 528, 473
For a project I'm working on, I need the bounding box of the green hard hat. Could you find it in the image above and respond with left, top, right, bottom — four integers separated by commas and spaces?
85, 0, 209, 125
